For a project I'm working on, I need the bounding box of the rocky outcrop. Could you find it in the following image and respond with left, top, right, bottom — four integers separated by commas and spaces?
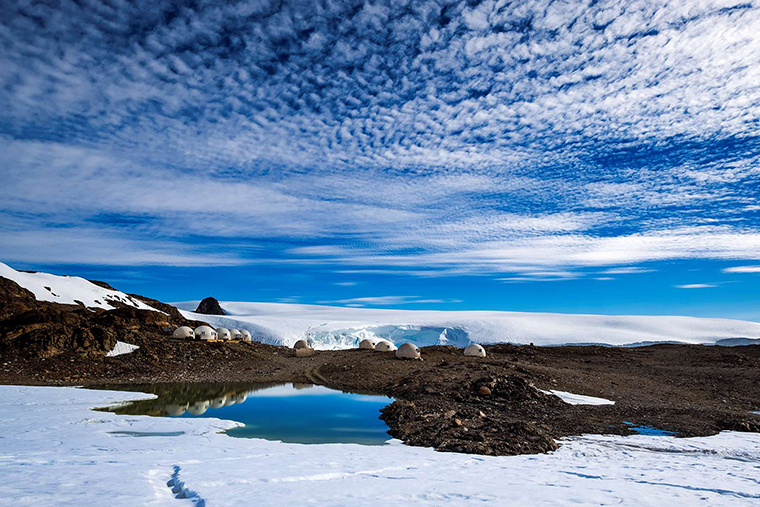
195, 297, 225, 315
0, 276, 205, 359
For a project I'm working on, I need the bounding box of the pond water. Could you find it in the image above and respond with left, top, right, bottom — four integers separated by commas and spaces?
100, 382, 394, 445
623, 421, 676, 436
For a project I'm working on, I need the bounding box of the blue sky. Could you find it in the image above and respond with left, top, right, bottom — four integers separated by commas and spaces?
1, 0, 760, 320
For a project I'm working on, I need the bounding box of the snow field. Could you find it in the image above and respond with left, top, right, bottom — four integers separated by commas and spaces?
1, 385, 759, 506
174, 300, 760, 350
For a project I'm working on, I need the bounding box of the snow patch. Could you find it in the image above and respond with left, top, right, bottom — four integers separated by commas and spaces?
174, 300, 760, 350
1, 386, 760, 506
106, 341, 139, 357
0, 262, 159, 312
542, 390, 615, 406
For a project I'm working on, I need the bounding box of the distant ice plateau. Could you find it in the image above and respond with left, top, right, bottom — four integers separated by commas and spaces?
175, 300, 760, 350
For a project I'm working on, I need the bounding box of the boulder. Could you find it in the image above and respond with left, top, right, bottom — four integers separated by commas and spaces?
194, 297, 225, 315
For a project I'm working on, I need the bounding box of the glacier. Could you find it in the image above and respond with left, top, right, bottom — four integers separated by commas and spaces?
174, 300, 760, 350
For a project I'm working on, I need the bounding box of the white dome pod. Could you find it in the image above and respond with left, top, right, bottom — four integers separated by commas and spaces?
375, 340, 396, 351
216, 327, 231, 340
229, 329, 242, 340
173, 326, 194, 339
165, 403, 188, 416
224, 396, 236, 406
359, 339, 375, 350
240, 330, 252, 342
194, 326, 217, 341
210, 396, 227, 409
396, 342, 421, 360
293, 339, 309, 349
232, 393, 248, 404
464, 343, 486, 358
187, 400, 210, 415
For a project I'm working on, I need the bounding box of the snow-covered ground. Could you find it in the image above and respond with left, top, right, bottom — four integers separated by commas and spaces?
0, 262, 158, 312
175, 300, 760, 349
106, 341, 140, 357
542, 390, 615, 406
1, 385, 759, 506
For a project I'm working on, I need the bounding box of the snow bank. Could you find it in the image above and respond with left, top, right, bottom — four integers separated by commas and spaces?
174, 301, 760, 350
1, 385, 759, 506
0, 262, 158, 312
106, 341, 140, 357
543, 390, 615, 406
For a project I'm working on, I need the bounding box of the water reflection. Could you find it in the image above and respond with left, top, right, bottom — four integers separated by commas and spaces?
98, 382, 393, 445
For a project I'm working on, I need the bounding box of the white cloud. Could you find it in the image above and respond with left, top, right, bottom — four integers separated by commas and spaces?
675, 284, 717, 289
723, 266, 760, 273
599, 267, 656, 275
320, 295, 460, 306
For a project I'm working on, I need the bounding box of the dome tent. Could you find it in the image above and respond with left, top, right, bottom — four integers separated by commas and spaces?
194, 326, 217, 341
216, 327, 231, 340
210, 396, 227, 409
464, 343, 486, 358
375, 340, 395, 351
229, 329, 242, 340
240, 330, 252, 342
173, 326, 194, 339
396, 342, 421, 360
359, 339, 375, 350
294, 339, 315, 357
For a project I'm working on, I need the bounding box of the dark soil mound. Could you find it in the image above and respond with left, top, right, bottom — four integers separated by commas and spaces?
381, 375, 562, 454
195, 297, 225, 315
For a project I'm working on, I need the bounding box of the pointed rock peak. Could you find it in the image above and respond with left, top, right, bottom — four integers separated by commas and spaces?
195, 297, 225, 315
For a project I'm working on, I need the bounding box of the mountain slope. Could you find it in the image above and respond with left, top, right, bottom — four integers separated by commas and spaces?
0, 262, 158, 312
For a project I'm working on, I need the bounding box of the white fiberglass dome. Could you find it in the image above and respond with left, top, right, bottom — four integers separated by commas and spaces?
240, 330, 252, 342
229, 329, 242, 340
293, 339, 309, 349
359, 339, 375, 349
216, 327, 231, 340
194, 326, 217, 341
173, 326, 194, 339
464, 343, 486, 358
396, 342, 420, 359
375, 340, 395, 351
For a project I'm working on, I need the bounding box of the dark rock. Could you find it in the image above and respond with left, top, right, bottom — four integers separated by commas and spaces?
194, 297, 226, 315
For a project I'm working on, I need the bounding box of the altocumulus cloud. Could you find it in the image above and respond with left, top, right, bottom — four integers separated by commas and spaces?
1, 0, 760, 278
